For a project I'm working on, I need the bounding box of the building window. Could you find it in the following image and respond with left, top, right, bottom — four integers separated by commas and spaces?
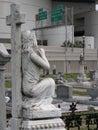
37, 40, 48, 46
37, 40, 42, 45
43, 40, 48, 46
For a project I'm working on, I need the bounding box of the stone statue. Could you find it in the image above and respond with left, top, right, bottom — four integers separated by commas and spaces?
79, 52, 84, 65
21, 30, 56, 110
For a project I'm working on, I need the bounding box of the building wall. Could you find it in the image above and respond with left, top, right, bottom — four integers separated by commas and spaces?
47, 47, 97, 73
52, 1, 95, 14
75, 36, 94, 49
75, 10, 98, 48
0, 1, 96, 47
85, 11, 98, 48
5, 46, 97, 75
37, 25, 74, 46
38, 46, 97, 73
0, 0, 51, 39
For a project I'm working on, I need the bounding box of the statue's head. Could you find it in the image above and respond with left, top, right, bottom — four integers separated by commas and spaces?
21, 30, 37, 52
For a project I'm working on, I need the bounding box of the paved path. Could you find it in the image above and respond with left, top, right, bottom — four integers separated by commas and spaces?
54, 95, 98, 113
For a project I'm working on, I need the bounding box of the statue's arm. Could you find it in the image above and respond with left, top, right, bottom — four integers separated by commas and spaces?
30, 49, 50, 70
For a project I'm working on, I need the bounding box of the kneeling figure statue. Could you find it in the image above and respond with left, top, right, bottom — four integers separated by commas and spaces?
21, 30, 57, 111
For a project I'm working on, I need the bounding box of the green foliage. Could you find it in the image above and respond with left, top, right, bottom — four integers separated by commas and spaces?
40, 74, 53, 78
61, 40, 73, 47
86, 72, 90, 78
61, 40, 84, 48
5, 80, 11, 88
63, 73, 78, 81
74, 40, 84, 48
41, 72, 90, 82
73, 90, 88, 96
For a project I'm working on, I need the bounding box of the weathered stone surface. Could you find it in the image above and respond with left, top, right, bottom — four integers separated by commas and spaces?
21, 118, 66, 130
23, 108, 61, 119
0, 43, 10, 64
87, 88, 98, 100
6, 3, 25, 118
6, 4, 66, 130
21, 30, 56, 111
0, 43, 10, 130
56, 84, 72, 99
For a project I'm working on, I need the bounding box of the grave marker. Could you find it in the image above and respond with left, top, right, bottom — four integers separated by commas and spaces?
6, 4, 25, 118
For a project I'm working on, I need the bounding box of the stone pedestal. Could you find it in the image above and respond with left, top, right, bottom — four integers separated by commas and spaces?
78, 61, 88, 82
21, 118, 65, 130
11, 112, 66, 130
94, 70, 98, 82
23, 108, 61, 119
22, 107, 66, 129
87, 88, 98, 100
12, 119, 66, 130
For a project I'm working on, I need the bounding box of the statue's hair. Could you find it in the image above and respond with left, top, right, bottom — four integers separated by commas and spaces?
21, 30, 37, 53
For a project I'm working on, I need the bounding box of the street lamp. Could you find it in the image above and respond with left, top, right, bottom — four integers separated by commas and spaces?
82, 36, 85, 63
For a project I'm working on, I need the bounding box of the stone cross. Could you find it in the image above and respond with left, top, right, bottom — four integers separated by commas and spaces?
6, 4, 25, 119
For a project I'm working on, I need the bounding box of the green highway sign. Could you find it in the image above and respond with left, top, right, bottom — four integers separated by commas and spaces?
37, 5, 63, 22
57, 5, 63, 9
38, 8, 47, 21
51, 8, 63, 22
39, 8, 43, 13
39, 11, 47, 20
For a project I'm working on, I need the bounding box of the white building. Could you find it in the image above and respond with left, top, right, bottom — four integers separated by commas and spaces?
0, 0, 97, 48
74, 36, 94, 49
0, 0, 98, 74
0, 0, 51, 41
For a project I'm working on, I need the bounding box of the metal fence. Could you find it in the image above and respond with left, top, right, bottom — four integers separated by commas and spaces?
62, 102, 98, 130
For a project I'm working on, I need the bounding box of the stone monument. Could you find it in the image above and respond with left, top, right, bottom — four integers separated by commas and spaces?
21, 30, 61, 118
87, 49, 98, 100
6, 4, 66, 130
77, 52, 87, 82
0, 43, 10, 130
77, 52, 91, 87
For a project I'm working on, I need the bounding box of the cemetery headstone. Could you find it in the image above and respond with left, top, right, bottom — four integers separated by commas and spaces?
56, 83, 72, 99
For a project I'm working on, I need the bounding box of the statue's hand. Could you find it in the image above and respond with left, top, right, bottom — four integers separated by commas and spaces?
28, 47, 33, 54
38, 48, 45, 57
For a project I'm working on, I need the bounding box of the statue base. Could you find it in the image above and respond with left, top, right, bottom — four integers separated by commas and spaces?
21, 118, 66, 130
11, 117, 66, 130
23, 108, 61, 119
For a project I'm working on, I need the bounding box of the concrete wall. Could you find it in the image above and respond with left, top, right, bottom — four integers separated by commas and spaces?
75, 36, 94, 49
0, 0, 74, 47
52, 1, 95, 14
5, 46, 97, 74
0, 0, 51, 39
0, 1, 96, 48
43, 46, 97, 73
74, 10, 98, 49
85, 11, 98, 48
36, 25, 74, 46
